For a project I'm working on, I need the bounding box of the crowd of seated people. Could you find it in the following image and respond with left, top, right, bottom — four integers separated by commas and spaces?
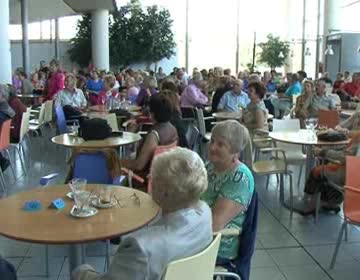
4, 58, 360, 280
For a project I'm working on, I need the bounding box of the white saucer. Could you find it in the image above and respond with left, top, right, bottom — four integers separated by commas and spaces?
70, 205, 98, 218
91, 198, 117, 209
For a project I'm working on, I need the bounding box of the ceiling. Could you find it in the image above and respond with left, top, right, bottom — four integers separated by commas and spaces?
9, 0, 117, 24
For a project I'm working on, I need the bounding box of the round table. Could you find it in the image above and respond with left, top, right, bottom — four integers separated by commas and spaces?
89, 105, 142, 113
213, 112, 242, 120
0, 185, 159, 275
51, 132, 142, 148
269, 129, 349, 212
341, 109, 356, 118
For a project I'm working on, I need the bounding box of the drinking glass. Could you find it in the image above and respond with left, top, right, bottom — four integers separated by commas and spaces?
305, 118, 318, 141
101, 96, 106, 105
68, 178, 87, 194
73, 191, 91, 211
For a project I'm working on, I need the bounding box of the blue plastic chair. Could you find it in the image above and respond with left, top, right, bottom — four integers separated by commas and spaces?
55, 105, 69, 134
73, 152, 113, 184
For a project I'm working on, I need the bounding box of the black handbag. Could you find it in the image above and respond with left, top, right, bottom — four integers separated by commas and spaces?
317, 130, 347, 142
79, 118, 112, 141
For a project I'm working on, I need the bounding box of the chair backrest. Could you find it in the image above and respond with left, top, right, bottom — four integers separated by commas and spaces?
344, 156, 360, 220
44, 100, 54, 123
55, 105, 68, 134
37, 103, 46, 126
162, 233, 222, 280
186, 124, 200, 151
73, 152, 113, 184
0, 119, 12, 150
91, 113, 119, 131
147, 141, 177, 193
195, 108, 206, 137
318, 110, 339, 129
272, 119, 300, 132
19, 109, 30, 142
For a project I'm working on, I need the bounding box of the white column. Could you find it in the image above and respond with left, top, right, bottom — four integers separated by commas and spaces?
323, 0, 342, 36
0, 0, 12, 84
21, 0, 30, 76
91, 10, 109, 71
55, 18, 60, 60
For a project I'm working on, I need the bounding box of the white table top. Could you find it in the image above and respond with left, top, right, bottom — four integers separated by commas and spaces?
269, 129, 350, 146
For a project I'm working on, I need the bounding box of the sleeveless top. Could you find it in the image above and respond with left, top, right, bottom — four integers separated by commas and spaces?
151, 122, 178, 146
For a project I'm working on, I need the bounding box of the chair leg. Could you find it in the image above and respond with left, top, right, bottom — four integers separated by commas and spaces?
5, 149, 16, 181
344, 222, 348, 242
45, 245, 49, 277
315, 192, 321, 224
330, 222, 347, 269
279, 174, 284, 203
288, 173, 294, 217
106, 240, 111, 271
266, 175, 270, 190
16, 146, 27, 175
0, 169, 6, 193
297, 164, 304, 188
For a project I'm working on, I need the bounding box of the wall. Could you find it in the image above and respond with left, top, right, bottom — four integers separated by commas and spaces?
11, 40, 75, 73
10, 40, 179, 75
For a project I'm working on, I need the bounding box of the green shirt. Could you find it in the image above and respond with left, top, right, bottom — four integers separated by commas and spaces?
202, 162, 254, 259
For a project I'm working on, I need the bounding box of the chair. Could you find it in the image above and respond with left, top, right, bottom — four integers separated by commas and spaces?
272, 119, 306, 187
195, 108, 213, 158
245, 138, 294, 216
43, 100, 54, 125
186, 124, 200, 152
55, 105, 69, 134
214, 191, 258, 280
0, 120, 16, 191
330, 156, 360, 269
10, 109, 30, 174
318, 110, 340, 129
162, 233, 222, 280
29, 103, 46, 135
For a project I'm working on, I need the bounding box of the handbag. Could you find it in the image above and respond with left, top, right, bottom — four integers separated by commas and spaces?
79, 118, 112, 141
317, 130, 347, 142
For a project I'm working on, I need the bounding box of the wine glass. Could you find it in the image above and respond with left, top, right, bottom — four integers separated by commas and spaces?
305, 118, 318, 141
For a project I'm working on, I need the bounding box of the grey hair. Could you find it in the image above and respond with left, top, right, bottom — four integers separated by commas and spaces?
143, 76, 157, 89
0, 84, 10, 99
248, 74, 261, 82
211, 120, 250, 154
151, 147, 208, 207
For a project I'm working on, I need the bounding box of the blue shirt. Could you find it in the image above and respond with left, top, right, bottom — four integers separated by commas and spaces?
285, 81, 302, 97
217, 90, 250, 112
86, 79, 103, 94
266, 81, 277, 93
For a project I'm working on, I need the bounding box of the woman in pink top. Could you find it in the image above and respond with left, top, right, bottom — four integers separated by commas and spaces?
47, 59, 65, 100
180, 73, 209, 108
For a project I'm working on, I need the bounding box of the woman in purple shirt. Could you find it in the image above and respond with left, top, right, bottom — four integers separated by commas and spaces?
136, 76, 158, 107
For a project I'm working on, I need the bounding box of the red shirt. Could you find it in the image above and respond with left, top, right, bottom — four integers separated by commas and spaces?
342, 82, 360, 97
47, 71, 65, 100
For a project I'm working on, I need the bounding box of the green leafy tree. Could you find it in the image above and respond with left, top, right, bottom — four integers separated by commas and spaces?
68, 14, 92, 67
68, 1, 176, 68
258, 34, 290, 69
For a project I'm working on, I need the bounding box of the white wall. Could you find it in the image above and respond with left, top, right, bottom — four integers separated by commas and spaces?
10, 40, 74, 72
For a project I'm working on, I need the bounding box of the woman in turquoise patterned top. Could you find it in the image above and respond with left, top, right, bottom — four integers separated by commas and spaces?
202, 120, 254, 260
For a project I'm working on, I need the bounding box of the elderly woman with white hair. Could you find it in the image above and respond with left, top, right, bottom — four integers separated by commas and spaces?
202, 120, 254, 262
73, 147, 212, 280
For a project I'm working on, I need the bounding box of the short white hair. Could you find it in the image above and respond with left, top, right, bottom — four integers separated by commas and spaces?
151, 147, 207, 207
211, 120, 250, 154
248, 74, 261, 83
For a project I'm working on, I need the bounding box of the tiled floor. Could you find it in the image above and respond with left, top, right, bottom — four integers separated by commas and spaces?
0, 126, 359, 280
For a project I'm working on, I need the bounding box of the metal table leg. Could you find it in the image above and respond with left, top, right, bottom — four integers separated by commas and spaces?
69, 244, 83, 279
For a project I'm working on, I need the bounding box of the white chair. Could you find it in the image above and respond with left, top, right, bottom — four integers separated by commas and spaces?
162, 233, 222, 280
272, 119, 306, 188
29, 103, 46, 136
194, 108, 213, 158
10, 109, 30, 174
90, 113, 119, 131
43, 100, 54, 125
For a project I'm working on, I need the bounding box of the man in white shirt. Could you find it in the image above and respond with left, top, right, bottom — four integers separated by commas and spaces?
55, 74, 87, 109
217, 79, 250, 112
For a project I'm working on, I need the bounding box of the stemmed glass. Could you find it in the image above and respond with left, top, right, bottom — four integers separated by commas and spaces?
101, 95, 106, 106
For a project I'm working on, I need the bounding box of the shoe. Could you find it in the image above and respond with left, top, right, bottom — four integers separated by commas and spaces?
0, 158, 10, 172
321, 206, 341, 214
300, 209, 316, 216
